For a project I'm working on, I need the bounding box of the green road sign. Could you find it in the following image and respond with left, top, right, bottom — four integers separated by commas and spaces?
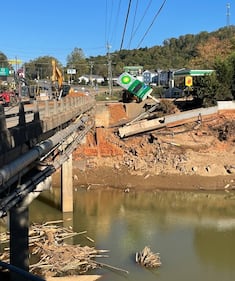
0, 68, 9, 76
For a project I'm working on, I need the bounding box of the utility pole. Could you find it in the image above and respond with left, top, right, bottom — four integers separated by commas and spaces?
89, 61, 94, 86
106, 43, 113, 95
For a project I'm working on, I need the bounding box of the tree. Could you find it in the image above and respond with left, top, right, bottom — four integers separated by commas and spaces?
218, 52, 235, 100
66, 48, 88, 79
0, 52, 9, 67
213, 58, 233, 100
192, 68, 234, 107
192, 73, 219, 107
189, 37, 233, 69
24, 56, 62, 81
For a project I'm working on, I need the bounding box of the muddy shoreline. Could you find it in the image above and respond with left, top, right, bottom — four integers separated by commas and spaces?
53, 166, 235, 192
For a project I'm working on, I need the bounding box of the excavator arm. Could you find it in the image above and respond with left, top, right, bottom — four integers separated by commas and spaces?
51, 59, 71, 99
51, 59, 63, 88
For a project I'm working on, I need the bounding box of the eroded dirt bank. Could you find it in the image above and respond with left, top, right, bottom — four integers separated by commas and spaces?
63, 102, 235, 191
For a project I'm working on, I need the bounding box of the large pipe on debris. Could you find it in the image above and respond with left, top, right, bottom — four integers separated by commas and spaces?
0, 116, 88, 186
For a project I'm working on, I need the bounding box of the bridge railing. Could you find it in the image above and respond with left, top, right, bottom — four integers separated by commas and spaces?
3, 96, 95, 129
0, 95, 96, 166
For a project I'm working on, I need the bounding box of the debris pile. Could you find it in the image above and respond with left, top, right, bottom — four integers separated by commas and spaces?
135, 246, 161, 268
0, 221, 110, 278
30, 240, 108, 277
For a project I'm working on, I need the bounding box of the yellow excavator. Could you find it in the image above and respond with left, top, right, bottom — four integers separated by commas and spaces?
51, 59, 70, 99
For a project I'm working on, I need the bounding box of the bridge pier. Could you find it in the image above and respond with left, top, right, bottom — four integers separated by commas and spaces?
9, 206, 29, 281
63, 212, 74, 244
61, 155, 73, 212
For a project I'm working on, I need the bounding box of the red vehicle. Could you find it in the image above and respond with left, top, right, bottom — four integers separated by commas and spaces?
0, 91, 17, 106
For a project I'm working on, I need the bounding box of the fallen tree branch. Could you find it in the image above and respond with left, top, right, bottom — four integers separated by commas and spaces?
94, 261, 129, 274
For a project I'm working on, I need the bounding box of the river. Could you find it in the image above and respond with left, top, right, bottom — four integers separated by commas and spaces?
29, 188, 235, 281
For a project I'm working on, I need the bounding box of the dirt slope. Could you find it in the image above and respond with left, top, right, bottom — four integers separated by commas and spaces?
71, 103, 235, 191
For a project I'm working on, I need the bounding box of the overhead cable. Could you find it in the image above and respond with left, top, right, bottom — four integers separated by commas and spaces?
137, 0, 167, 48
105, 0, 108, 46
105, 0, 114, 45
120, 0, 132, 50
109, 0, 122, 47
128, 0, 153, 49
128, 0, 139, 49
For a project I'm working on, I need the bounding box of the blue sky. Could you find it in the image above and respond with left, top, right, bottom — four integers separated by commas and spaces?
0, 0, 233, 66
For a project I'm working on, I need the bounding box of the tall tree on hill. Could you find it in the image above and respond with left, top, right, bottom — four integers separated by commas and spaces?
189, 37, 233, 69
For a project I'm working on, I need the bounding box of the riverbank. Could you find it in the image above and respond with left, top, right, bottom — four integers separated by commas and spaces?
70, 166, 235, 191
65, 101, 235, 191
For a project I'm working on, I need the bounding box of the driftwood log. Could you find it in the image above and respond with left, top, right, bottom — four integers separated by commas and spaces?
135, 246, 161, 268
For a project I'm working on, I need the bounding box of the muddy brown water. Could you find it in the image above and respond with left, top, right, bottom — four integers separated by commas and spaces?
28, 185, 235, 281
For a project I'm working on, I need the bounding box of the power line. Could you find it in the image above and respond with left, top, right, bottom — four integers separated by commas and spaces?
109, 0, 122, 47
128, 0, 139, 49
105, 0, 108, 45
105, 0, 114, 45
120, 0, 132, 51
128, 0, 153, 49
137, 0, 167, 48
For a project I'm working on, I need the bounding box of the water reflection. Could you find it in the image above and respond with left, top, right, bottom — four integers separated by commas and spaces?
29, 189, 235, 281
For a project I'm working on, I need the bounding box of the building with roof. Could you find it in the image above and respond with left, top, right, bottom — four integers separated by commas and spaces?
123, 66, 143, 76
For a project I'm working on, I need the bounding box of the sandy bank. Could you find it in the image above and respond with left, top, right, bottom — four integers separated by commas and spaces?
51, 166, 235, 192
